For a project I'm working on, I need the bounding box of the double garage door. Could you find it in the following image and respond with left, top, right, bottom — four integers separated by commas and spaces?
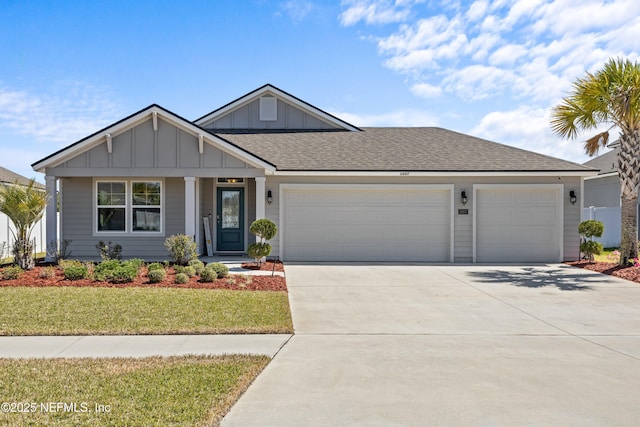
281, 185, 563, 263
282, 185, 452, 262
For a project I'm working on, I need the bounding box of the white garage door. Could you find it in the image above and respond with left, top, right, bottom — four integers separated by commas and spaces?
282, 186, 452, 262
475, 186, 562, 263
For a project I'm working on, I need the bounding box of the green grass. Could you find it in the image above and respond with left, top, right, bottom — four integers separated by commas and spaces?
0, 287, 293, 335
0, 355, 269, 427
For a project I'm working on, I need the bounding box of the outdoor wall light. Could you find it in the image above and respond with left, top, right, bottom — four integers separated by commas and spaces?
267, 190, 273, 205
461, 190, 468, 205
569, 190, 577, 205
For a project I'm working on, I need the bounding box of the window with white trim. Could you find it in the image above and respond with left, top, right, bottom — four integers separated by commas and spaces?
96, 180, 162, 234
97, 182, 126, 232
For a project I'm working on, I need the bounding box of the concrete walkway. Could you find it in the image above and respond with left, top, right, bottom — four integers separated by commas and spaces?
0, 334, 292, 358
221, 264, 640, 427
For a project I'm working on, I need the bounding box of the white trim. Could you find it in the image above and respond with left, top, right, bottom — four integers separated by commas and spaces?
44, 176, 57, 262
194, 85, 360, 131
93, 178, 165, 237
184, 177, 196, 239
32, 106, 275, 173
255, 176, 266, 224
472, 184, 564, 263
583, 171, 618, 180
278, 183, 455, 262
274, 170, 597, 177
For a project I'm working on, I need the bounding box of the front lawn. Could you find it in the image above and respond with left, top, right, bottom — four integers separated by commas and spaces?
0, 355, 268, 427
0, 287, 293, 335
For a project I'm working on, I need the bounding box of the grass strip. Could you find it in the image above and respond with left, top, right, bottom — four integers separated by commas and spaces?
0, 287, 293, 335
0, 355, 269, 426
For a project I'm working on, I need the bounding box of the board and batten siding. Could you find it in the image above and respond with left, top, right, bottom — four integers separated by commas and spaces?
60, 177, 185, 260
265, 175, 582, 262
49, 116, 260, 177
201, 98, 342, 131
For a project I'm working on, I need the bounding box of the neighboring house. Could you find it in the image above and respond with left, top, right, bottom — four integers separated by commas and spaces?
582, 145, 634, 247
32, 84, 597, 263
0, 167, 48, 256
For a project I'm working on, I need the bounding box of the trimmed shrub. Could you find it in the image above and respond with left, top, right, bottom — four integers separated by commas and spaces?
188, 259, 205, 275
147, 268, 166, 283
207, 262, 229, 279
248, 242, 271, 264
127, 258, 145, 270
248, 218, 277, 265
64, 265, 89, 281
2, 266, 24, 280
579, 220, 605, 262
182, 266, 196, 278
199, 267, 217, 282
39, 266, 56, 279
175, 273, 189, 284
147, 262, 165, 272
94, 259, 141, 283
164, 234, 198, 265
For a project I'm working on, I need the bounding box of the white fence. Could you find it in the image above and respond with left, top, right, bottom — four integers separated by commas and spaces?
581, 206, 621, 248
0, 212, 56, 258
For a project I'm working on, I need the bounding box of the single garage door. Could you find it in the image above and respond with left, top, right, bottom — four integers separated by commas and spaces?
282, 185, 452, 262
475, 186, 562, 263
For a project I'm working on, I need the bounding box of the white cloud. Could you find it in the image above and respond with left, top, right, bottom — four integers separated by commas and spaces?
488, 43, 528, 66
339, 0, 423, 26
331, 109, 439, 127
0, 83, 122, 143
411, 82, 442, 98
466, 0, 489, 22
279, 0, 314, 22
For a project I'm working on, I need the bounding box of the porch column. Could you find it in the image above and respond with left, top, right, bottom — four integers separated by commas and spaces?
44, 175, 57, 262
254, 177, 266, 242
184, 177, 196, 239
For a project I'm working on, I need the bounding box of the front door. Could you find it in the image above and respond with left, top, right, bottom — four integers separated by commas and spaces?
216, 187, 244, 251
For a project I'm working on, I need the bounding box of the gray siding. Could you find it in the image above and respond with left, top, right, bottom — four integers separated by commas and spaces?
266, 175, 582, 262
203, 98, 342, 130
584, 175, 620, 208
51, 117, 260, 177
60, 177, 184, 261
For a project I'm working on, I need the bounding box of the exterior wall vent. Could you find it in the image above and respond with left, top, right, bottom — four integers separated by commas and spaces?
259, 96, 277, 121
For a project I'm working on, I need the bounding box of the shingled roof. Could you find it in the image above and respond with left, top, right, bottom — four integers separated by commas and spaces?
215, 127, 596, 172
0, 166, 44, 188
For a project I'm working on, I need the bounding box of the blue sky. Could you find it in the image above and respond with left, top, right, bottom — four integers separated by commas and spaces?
1, 0, 639, 180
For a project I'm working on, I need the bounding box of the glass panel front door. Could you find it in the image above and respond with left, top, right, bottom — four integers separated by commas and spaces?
216, 188, 244, 251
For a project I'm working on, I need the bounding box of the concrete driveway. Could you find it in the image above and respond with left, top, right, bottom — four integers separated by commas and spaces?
222, 264, 640, 426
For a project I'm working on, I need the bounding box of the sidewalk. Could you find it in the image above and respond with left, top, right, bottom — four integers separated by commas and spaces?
0, 334, 292, 358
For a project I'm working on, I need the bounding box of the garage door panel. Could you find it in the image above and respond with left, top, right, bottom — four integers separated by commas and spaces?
476, 188, 561, 263
283, 188, 451, 262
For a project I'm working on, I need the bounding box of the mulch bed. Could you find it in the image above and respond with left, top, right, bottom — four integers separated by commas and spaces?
566, 260, 640, 283
240, 260, 284, 272
0, 267, 287, 292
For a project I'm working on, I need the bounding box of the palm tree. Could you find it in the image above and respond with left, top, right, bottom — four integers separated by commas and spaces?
551, 57, 640, 265
0, 179, 48, 270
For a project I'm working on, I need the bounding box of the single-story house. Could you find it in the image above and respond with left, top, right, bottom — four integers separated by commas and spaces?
32, 84, 597, 263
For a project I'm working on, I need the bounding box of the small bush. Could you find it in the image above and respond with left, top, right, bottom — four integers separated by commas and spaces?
39, 266, 56, 279
59, 259, 83, 270
94, 259, 140, 283
147, 262, 165, 272
188, 259, 205, 275
147, 268, 166, 283
2, 266, 24, 280
207, 262, 229, 279
182, 266, 197, 278
249, 218, 278, 241
248, 242, 272, 265
581, 240, 603, 262
164, 234, 198, 265
95, 241, 123, 260
128, 258, 145, 270
198, 267, 217, 282
64, 265, 89, 281
175, 273, 189, 284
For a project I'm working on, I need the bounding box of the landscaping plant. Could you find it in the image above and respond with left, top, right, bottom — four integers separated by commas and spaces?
247, 218, 277, 266
579, 220, 605, 262
207, 262, 229, 279
95, 241, 122, 260
164, 234, 198, 265
0, 179, 48, 270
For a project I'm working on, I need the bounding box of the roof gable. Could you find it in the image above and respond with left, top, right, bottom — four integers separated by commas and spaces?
32, 104, 275, 173
194, 84, 361, 132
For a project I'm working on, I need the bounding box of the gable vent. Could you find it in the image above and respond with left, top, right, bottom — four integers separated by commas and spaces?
259, 96, 277, 121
